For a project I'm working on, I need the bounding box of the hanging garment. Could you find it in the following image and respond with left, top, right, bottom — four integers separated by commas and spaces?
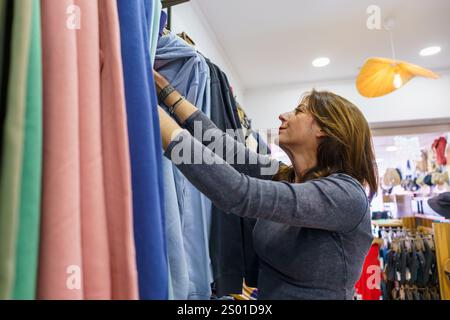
75, 0, 112, 299
117, 0, 168, 300
162, 157, 190, 300
98, 0, 139, 300
155, 33, 213, 300
12, 0, 42, 300
354, 243, 382, 300
38, 0, 83, 299
159, 10, 167, 37
0, 0, 13, 159
0, 0, 32, 299
156, 34, 210, 112
149, 0, 162, 62
432, 137, 447, 166
205, 58, 259, 297
231, 103, 264, 301
236, 104, 259, 153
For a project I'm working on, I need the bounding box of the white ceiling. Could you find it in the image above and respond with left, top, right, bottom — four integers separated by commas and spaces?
196, 0, 450, 89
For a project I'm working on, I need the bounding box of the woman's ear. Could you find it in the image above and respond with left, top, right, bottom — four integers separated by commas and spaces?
316, 128, 326, 138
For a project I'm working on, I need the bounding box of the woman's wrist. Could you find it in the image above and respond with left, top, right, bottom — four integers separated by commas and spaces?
153, 71, 170, 93
164, 89, 182, 107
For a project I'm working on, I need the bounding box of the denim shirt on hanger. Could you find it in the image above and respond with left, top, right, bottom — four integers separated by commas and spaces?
155, 33, 213, 300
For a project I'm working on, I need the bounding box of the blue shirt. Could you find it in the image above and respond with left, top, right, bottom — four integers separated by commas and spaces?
117, 0, 168, 300
155, 33, 213, 299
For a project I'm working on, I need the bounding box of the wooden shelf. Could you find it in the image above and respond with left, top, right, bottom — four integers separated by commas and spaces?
434, 223, 450, 300
371, 219, 403, 228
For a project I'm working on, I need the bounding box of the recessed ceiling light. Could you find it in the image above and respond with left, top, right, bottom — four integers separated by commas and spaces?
312, 57, 330, 68
420, 46, 441, 57
386, 146, 398, 152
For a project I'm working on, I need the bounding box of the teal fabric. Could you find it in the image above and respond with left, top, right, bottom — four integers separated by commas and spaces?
13, 0, 43, 299
150, 0, 162, 62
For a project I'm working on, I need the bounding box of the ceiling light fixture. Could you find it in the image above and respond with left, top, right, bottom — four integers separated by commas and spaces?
420, 46, 441, 57
393, 73, 403, 89
356, 18, 439, 98
312, 57, 330, 68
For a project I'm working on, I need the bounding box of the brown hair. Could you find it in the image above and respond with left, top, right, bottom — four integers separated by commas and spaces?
273, 89, 379, 200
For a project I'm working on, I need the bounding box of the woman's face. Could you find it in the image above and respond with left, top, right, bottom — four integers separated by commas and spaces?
278, 103, 324, 152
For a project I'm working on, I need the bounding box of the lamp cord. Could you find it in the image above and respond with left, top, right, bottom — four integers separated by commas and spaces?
388, 29, 397, 62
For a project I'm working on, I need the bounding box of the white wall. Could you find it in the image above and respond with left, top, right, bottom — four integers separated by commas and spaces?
244, 71, 450, 130
170, 1, 245, 104
168, 1, 450, 129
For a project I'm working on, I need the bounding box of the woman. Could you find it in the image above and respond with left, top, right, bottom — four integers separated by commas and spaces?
154, 70, 378, 300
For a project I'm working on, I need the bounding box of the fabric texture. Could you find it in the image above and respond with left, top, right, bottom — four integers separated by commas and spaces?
12, 0, 42, 299
162, 157, 190, 299
117, 0, 168, 300
165, 110, 373, 300
0, 0, 32, 299
149, 0, 161, 62
38, 0, 83, 299
155, 33, 213, 300
75, 0, 112, 299
159, 10, 167, 37
204, 58, 259, 296
0, 0, 14, 158
98, 0, 139, 300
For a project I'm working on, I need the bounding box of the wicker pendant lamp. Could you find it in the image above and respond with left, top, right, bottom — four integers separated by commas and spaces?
357, 19, 439, 98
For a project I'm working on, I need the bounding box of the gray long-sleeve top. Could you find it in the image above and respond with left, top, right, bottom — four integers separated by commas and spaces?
164, 110, 374, 300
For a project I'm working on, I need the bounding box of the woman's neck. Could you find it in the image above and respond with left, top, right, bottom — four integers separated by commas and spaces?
290, 151, 317, 184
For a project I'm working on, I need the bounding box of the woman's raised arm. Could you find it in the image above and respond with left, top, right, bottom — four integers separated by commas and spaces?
154, 71, 280, 180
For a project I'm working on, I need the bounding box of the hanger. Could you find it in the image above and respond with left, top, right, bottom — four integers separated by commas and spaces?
177, 31, 196, 47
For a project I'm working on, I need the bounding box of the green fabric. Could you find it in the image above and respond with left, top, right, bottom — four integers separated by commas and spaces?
0, 0, 33, 299
13, 0, 43, 300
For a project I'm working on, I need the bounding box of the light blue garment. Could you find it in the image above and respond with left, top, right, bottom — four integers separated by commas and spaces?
156, 33, 213, 300
155, 34, 210, 111
162, 157, 190, 299
149, 0, 161, 62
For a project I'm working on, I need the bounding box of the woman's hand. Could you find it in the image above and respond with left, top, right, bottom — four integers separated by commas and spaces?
153, 69, 170, 93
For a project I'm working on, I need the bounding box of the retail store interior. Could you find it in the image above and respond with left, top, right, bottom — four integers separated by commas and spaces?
1, 0, 449, 301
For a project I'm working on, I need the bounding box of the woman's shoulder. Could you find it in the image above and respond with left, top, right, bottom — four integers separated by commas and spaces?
309, 173, 370, 207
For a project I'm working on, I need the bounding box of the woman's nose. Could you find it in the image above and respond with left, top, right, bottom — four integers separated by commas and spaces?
279, 112, 291, 122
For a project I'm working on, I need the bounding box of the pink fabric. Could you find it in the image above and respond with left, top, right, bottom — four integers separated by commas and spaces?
75, 0, 111, 299
98, 0, 139, 299
39, 0, 137, 299
39, 0, 83, 299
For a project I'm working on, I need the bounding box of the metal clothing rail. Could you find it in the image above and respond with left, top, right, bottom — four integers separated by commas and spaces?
161, 0, 190, 30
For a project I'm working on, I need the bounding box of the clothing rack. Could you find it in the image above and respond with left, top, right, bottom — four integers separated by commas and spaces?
372, 217, 450, 300
161, 0, 190, 30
